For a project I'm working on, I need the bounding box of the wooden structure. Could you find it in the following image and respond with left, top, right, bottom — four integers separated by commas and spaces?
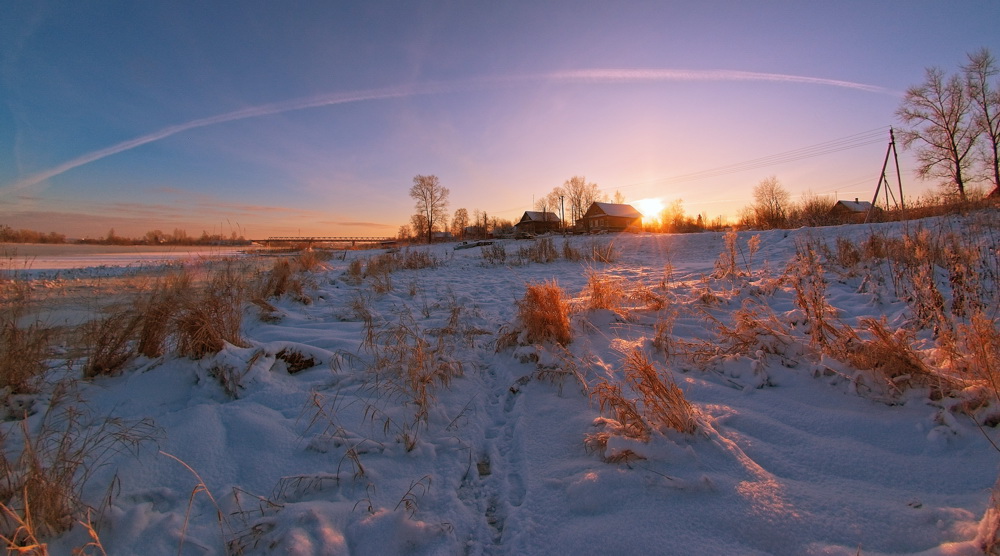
255, 236, 395, 247
515, 211, 561, 235
830, 199, 875, 224
578, 202, 642, 233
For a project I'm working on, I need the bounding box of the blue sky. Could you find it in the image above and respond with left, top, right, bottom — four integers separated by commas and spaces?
2, 1, 999, 238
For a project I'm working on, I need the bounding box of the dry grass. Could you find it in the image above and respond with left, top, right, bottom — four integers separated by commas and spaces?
481, 243, 508, 266
698, 300, 793, 362
956, 311, 1000, 403
515, 238, 558, 264
714, 229, 739, 279
517, 280, 572, 347
562, 241, 581, 261
982, 478, 1000, 555
0, 319, 50, 396
80, 308, 142, 379
586, 240, 617, 263
367, 312, 464, 427
136, 271, 190, 358
176, 262, 248, 359
831, 317, 961, 401
789, 241, 839, 349
345, 258, 363, 284
0, 276, 51, 395
620, 349, 698, 434
0, 392, 156, 548
590, 381, 648, 441
582, 270, 626, 313
588, 349, 699, 460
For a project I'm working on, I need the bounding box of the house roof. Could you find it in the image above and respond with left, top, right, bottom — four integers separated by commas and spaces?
519, 211, 561, 223
832, 200, 872, 213
585, 202, 643, 219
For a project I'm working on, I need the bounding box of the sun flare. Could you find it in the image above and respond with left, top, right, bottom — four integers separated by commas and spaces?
633, 197, 664, 219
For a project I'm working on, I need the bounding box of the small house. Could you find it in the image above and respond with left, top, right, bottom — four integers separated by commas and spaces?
830, 198, 874, 223
578, 202, 643, 233
515, 211, 562, 235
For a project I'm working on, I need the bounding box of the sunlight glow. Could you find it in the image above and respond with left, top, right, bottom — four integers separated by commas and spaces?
633, 197, 665, 219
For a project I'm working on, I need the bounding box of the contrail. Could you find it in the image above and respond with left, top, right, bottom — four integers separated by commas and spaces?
6, 69, 895, 191
542, 68, 896, 95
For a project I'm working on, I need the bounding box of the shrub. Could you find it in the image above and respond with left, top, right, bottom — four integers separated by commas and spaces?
517, 281, 572, 346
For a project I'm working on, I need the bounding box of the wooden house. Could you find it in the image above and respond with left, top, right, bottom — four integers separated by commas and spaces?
578, 202, 642, 233
515, 211, 562, 235
830, 198, 874, 223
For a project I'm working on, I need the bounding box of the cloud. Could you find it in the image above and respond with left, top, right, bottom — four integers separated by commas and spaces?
4, 69, 894, 192
542, 69, 897, 95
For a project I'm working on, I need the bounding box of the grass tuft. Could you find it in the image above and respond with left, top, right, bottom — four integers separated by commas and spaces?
517, 280, 572, 346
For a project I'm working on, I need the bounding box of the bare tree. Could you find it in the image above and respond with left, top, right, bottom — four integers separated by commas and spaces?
562, 176, 603, 225
451, 207, 469, 239
897, 67, 979, 201
410, 213, 429, 242
612, 190, 626, 204
751, 176, 790, 229
409, 175, 450, 243
964, 48, 1000, 196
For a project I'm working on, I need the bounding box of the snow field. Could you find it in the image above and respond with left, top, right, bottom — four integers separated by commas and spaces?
3, 213, 999, 555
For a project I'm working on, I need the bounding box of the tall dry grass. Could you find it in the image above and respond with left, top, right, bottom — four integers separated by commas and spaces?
620, 349, 698, 434
80, 308, 142, 379
136, 270, 191, 358
367, 313, 463, 426
514, 280, 572, 347
0, 275, 51, 396
176, 262, 248, 358
0, 390, 156, 549
582, 270, 627, 313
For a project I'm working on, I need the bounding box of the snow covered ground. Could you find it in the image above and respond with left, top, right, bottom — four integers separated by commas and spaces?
6, 214, 1000, 555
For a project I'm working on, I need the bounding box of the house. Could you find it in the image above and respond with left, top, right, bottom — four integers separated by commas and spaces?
578, 202, 643, 233
515, 211, 562, 235
830, 198, 875, 223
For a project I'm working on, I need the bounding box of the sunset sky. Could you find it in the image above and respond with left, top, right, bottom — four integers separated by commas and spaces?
2, 1, 999, 239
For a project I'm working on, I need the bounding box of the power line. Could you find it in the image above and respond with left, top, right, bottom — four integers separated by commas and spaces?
606, 125, 889, 193
492, 125, 892, 217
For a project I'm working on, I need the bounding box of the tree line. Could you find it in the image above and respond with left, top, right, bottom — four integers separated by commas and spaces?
404, 46, 1000, 243
0, 225, 248, 246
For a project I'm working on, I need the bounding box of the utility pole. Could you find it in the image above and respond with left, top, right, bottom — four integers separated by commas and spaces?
890, 127, 905, 215
866, 128, 905, 223
560, 195, 565, 234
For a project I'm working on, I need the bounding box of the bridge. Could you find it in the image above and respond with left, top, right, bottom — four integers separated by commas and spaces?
252, 236, 396, 246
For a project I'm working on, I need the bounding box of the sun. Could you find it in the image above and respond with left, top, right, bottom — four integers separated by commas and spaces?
633, 197, 664, 219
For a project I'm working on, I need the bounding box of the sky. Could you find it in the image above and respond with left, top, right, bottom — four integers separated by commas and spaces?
2, 1, 999, 239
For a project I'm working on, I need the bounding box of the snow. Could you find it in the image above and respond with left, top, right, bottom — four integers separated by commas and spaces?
6, 215, 1000, 555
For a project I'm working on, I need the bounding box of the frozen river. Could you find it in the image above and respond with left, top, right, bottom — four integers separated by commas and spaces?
1, 243, 249, 277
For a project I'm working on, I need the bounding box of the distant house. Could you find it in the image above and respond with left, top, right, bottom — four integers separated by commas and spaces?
579, 202, 643, 233
830, 198, 875, 223
515, 211, 561, 235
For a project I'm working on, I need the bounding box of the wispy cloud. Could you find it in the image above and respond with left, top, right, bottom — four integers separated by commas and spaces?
4, 69, 894, 191
541, 69, 897, 95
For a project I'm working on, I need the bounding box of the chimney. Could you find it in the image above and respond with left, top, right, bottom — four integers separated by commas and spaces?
855, 198, 859, 203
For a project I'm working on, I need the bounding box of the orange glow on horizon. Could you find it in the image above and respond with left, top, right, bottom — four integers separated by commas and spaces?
632, 197, 665, 220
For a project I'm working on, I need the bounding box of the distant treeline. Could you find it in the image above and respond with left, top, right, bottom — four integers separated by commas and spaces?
1, 225, 249, 246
